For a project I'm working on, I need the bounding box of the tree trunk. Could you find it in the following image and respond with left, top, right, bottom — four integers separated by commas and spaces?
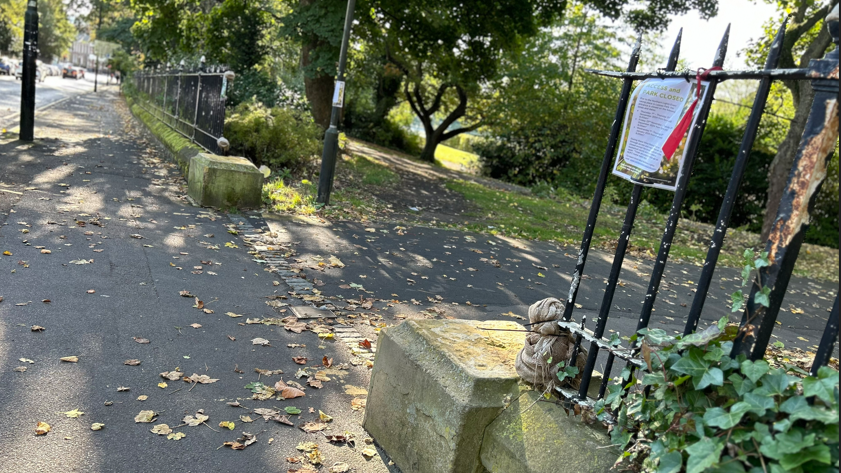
760, 2, 835, 239
419, 130, 442, 163
301, 41, 333, 130
761, 84, 816, 239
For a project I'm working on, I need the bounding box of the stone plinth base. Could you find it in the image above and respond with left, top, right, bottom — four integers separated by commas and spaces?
187, 153, 262, 209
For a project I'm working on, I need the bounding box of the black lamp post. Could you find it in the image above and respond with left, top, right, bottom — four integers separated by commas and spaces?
316, 0, 356, 205
19, 0, 38, 142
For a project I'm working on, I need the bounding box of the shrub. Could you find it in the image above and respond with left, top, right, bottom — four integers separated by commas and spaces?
227, 69, 280, 108
474, 123, 579, 186
225, 101, 322, 172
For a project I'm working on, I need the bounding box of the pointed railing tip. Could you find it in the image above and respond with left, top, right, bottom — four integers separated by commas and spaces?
713, 24, 731, 66
666, 28, 683, 70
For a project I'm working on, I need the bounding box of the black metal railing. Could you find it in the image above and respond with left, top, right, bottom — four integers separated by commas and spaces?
131, 61, 234, 155
557, 9, 839, 409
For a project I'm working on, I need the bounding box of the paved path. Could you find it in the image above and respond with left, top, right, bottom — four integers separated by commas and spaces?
0, 91, 395, 472
0, 74, 117, 129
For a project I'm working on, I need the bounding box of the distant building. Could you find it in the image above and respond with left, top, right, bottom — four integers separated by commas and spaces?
70, 34, 94, 68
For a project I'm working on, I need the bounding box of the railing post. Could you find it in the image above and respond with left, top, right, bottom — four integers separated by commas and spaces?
732, 7, 839, 359
575, 32, 684, 400
685, 21, 787, 335
192, 56, 205, 144
562, 33, 643, 322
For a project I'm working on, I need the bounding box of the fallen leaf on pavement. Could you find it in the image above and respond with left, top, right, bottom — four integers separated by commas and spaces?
292, 357, 307, 365
307, 378, 323, 389
278, 385, 305, 399
351, 398, 367, 411
117, 386, 130, 392
86, 290, 96, 294
285, 406, 302, 415
362, 447, 378, 459
183, 413, 209, 427
60, 356, 79, 363
130, 234, 144, 239
329, 256, 345, 268
358, 339, 372, 349
299, 422, 328, 433
13, 366, 26, 372
90, 423, 105, 431
184, 373, 218, 384
189, 323, 202, 329
329, 462, 350, 473
322, 356, 333, 367
325, 434, 348, 444
35, 422, 51, 435
219, 421, 235, 430
31, 325, 45, 332
69, 259, 92, 265
133, 337, 150, 344
252, 338, 271, 346
179, 290, 194, 297
239, 415, 253, 423
150, 424, 172, 435
319, 411, 332, 423
193, 297, 204, 309
135, 410, 157, 423
228, 335, 236, 341
64, 409, 84, 418
160, 371, 183, 381
40, 249, 51, 254
19, 358, 34, 364
226, 312, 243, 318
167, 432, 185, 440
124, 359, 141, 366
223, 432, 257, 450
158, 382, 168, 389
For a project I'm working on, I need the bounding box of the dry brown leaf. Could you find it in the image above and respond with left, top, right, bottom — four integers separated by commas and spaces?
351, 398, 367, 411
322, 356, 333, 367
183, 373, 218, 384
179, 290, 193, 297
279, 386, 306, 399
292, 357, 308, 365
182, 413, 209, 427
134, 410, 157, 423
31, 325, 45, 332
160, 370, 183, 381
194, 297, 204, 309
252, 338, 271, 346
60, 356, 79, 363
133, 337, 150, 344
299, 422, 328, 433
307, 378, 323, 389
124, 359, 141, 366
150, 424, 172, 435
189, 323, 202, 329
35, 422, 51, 435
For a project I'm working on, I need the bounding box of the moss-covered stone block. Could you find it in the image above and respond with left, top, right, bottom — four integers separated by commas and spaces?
480, 390, 618, 473
187, 153, 262, 209
364, 319, 525, 473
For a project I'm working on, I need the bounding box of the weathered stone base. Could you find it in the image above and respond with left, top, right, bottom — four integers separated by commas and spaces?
480, 390, 618, 473
364, 319, 525, 473
187, 153, 262, 209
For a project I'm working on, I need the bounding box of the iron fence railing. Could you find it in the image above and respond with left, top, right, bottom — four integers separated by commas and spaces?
556, 9, 839, 411
131, 62, 234, 155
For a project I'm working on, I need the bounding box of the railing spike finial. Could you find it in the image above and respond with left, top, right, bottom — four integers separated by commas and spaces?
632, 32, 642, 58
827, 3, 839, 49
713, 24, 731, 67
765, 18, 788, 68
666, 28, 682, 70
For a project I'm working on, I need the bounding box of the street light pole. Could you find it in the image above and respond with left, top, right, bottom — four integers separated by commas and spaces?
19, 0, 38, 142
316, 0, 356, 205
94, 1, 102, 92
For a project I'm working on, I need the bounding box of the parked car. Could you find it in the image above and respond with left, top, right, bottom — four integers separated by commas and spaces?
0, 57, 12, 75
62, 65, 85, 79
14, 61, 44, 82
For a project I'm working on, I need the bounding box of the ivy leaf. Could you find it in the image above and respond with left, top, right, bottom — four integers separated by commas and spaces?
755, 370, 792, 396
754, 251, 770, 269
656, 450, 682, 473
671, 349, 723, 389
743, 392, 775, 416
740, 360, 769, 383
759, 431, 816, 460
703, 402, 751, 429
728, 373, 755, 396
695, 367, 723, 390
642, 328, 672, 346
802, 376, 836, 404
730, 291, 744, 313
642, 372, 666, 386
608, 333, 621, 347
753, 286, 771, 308
685, 437, 723, 473
779, 445, 831, 470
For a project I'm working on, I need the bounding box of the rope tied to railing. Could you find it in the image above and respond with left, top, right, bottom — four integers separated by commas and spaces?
515, 297, 587, 392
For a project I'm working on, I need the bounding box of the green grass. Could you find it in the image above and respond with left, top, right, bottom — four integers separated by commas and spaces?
446, 179, 839, 282
346, 155, 400, 186
435, 145, 481, 173
262, 179, 318, 215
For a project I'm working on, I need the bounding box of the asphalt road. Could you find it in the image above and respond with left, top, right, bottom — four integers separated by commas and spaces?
0, 72, 118, 128
0, 91, 396, 472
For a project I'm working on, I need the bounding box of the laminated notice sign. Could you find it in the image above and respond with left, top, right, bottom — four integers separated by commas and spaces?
612, 78, 710, 191
332, 80, 346, 108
